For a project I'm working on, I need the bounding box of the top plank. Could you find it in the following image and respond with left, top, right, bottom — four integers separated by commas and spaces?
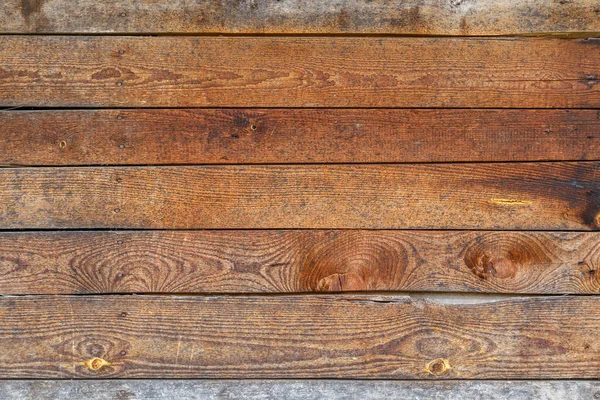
1, 0, 600, 35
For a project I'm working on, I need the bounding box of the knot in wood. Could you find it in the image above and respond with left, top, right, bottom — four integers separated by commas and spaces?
85, 357, 109, 371
424, 358, 451, 376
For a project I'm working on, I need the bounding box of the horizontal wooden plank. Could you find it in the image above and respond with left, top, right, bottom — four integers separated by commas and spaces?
0, 295, 599, 378
1, 163, 598, 230
0, 231, 599, 295
2, 0, 600, 35
3, 109, 600, 166
1, 37, 600, 108
3, 380, 600, 400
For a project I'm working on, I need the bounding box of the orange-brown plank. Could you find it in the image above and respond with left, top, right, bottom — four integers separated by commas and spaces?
1, 37, 600, 108
3, 109, 600, 166
2, 0, 600, 35
0, 163, 598, 230
0, 230, 598, 295
0, 295, 599, 378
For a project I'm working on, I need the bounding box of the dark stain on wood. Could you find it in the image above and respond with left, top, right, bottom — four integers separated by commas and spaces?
20, 0, 44, 19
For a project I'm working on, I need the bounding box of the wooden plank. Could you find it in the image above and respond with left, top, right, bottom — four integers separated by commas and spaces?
3, 380, 600, 400
1, 163, 598, 230
0, 230, 599, 295
2, 0, 600, 35
1, 36, 600, 108
3, 109, 600, 166
0, 294, 599, 378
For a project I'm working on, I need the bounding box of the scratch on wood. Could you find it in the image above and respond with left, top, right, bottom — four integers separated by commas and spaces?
490, 198, 532, 206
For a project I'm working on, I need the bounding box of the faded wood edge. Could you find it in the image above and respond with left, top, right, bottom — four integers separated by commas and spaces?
2, 0, 600, 36
2, 380, 600, 400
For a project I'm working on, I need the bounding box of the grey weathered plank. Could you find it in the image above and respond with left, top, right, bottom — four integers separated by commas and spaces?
0, 230, 599, 295
1, 36, 600, 108
2, 380, 600, 400
2, 0, 600, 35
1, 295, 599, 379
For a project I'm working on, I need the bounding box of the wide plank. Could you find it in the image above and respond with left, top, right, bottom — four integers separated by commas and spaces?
3, 109, 600, 166
2, 0, 599, 35
1, 36, 600, 108
3, 380, 599, 400
0, 231, 599, 295
0, 295, 599, 378
0, 163, 598, 230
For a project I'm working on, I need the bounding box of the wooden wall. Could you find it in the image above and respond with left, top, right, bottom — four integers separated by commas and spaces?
1, 0, 599, 398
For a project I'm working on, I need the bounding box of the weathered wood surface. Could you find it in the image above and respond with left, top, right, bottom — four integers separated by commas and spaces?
3, 380, 600, 400
0, 295, 599, 378
1, 163, 598, 230
2, 0, 600, 35
3, 109, 600, 166
0, 231, 599, 295
1, 37, 600, 108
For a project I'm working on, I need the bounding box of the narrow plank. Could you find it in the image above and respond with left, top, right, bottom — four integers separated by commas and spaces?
0, 163, 598, 230
0, 231, 599, 295
3, 380, 600, 400
0, 295, 599, 378
3, 109, 600, 166
2, 0, 599, 35
1, 36, 600, 108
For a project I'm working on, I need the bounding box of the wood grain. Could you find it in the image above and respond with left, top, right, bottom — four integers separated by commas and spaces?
1, 36, 600, 108
3, 109, 600, 166
4, 380, 600, 400
1, 163, 598, 230
0, 295, 599, 378
1, 230, 599, 295
2, 0, 600, 35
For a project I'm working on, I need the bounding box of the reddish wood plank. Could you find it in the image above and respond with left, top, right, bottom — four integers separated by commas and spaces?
2, 109, 600, 166
0, 295, 599, 378
0, 230, 598, 295
1, 37, 599, 108
2, 0, 600, 35
0, 163, 598, 230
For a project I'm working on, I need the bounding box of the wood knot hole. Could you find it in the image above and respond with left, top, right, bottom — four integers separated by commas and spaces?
85, 357, 109, 371
424, 358, 451, 376
59, 140, 67, 149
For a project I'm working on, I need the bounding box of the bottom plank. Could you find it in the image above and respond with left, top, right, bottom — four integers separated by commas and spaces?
0, 295, 598, 379
2, 380, 599, 400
